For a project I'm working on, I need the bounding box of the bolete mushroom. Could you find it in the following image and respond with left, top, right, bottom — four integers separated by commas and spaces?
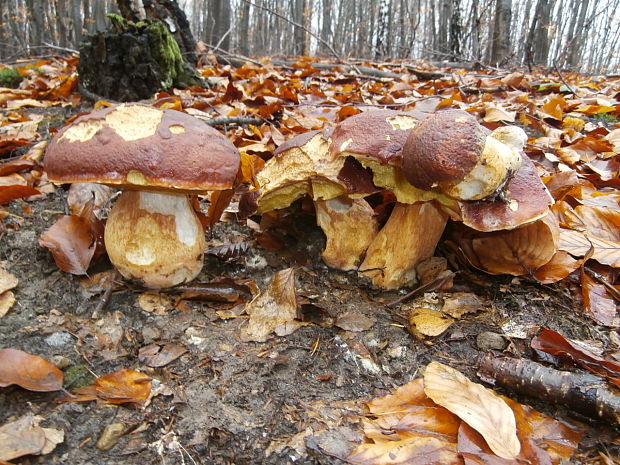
44, 103, 240, 288
240, 129, 380, 270
402, 109, 524, 201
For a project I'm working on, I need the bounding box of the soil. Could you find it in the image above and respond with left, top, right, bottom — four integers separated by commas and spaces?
0, 110, 618, 465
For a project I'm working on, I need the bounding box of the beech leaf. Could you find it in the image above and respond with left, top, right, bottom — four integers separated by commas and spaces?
0, 348, 63, 392
0, 415, 64, 462
423, 362, 520, 460
61, 368, 152, 406
241, 267, 301, 342
38, 215, 96, 275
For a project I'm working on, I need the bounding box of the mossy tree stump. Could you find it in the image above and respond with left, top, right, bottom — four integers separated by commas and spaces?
78, 15, 203, 102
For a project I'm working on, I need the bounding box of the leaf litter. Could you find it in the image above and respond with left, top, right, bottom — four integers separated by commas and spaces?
0, 53, 618, 464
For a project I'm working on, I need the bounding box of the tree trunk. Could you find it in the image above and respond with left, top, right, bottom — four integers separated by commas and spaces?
238, 0, 251, 56
490, 0, 512, 65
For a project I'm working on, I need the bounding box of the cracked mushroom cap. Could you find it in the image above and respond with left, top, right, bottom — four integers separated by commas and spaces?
44, 103, 240, 192
244, 128, 378, 216
330, 109, 454, 206
402, 109, 523, 201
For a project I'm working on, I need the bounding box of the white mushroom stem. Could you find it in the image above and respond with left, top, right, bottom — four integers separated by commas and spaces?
104, 190, 205, 289
359, 201, 448, 290
315, 196, 378, 271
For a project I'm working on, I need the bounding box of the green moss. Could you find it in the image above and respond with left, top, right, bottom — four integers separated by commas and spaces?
592, 112, 619, 124
0, 67, 24, 88
63, 364, 95, 389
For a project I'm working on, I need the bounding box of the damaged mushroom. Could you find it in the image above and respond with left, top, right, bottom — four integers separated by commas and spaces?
44, 103, 240, 288
241, 129, 380, 270
328, 110, 453, 289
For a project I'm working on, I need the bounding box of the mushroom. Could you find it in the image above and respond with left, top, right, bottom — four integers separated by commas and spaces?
327, 110, 453, 289
44, 103, 240, 288
401, 109, 552, 232
240, 129, 380, 270
402, 109, 524, 201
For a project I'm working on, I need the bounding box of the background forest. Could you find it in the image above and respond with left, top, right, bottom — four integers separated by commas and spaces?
1, 0, 619, 74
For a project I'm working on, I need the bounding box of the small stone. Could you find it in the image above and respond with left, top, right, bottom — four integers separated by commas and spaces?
49, 355, 72, 369
96, 423, 125, 451
476, 332, 507, 351
44, 331, 73, 347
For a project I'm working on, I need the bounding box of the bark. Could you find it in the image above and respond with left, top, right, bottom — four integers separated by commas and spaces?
490, 0, 512, 65
479, 354, 620, 425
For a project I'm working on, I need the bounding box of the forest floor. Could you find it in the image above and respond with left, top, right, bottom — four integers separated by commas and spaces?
0, 55, 618, 465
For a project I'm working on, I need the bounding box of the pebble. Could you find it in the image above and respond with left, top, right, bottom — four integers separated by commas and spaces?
96, 423, 125, 451
476, 331, 507, 351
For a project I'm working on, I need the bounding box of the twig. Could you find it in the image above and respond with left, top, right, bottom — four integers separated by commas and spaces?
91, 270, 121, 318
42, 42, 79, 54
552, 60, 578, 96
240, 0, 344, 64
205, 116, 265, 127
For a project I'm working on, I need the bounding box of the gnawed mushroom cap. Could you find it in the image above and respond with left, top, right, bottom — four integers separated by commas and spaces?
402, 109, 523, 201
45, 103, 240, 192
250, 129, 377, 214
329, 109, 455, 206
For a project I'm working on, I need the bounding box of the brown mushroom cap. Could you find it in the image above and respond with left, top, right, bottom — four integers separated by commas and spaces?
44, 103, 240, 192
402, 109, 488, 190
329, 109, 432, 165
458, 155, 553, 232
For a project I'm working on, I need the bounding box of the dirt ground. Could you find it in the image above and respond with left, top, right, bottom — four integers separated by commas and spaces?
0, 110, 618, 465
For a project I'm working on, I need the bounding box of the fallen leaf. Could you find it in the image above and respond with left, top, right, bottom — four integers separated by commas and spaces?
531, 329, 620, 388
0, 267, 18, 294
0, 348, 63, 392
0, 414, 64, 462
0, 185, 40, 205
334, 311, 374, 332
408, 307, 455, 339
533, 251, 581, 283
138, 291, 176, 315
441, 293, 486, 318
581, 271, 618, 326
0, 291, 16, 318
207, 188, 234, 227
38, 215, 96, 275
348, 435, 462, 465
62, 368, 151, 406
423, 362, 520, 460
469, 214, 559, 276
138, 343, 188, 367
66, 182, 115, 217
241, 267, 301, 342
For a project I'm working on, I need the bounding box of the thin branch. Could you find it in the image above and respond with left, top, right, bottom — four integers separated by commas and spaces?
239, 0, 343, 63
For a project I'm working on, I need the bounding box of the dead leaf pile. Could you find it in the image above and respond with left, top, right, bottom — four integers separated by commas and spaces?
348, 362, 582, 465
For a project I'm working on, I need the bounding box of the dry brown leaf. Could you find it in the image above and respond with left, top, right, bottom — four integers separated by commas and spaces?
559, 229, 620, 267
408, 307, 454, 339
0, 184, 39, 205
0, 291, 16, 318
441, 293, 486, 318
0, 414, 64, 462
138, 291, 176, 315
0, 348, 64, 392
334, 311, 374, 332
38, 215, 96, 275
423, 362, 520, 460
581, 271, 618, 327
0, 267, 18, 294
575, 205, 620, 242
470, 213, 559, 276
66, 182, 115, 217
348, 435, 462, 465
62, 368, 152, 406
533, 251, 582, 283
241, 267, 301, 342
138, 343, 188, 368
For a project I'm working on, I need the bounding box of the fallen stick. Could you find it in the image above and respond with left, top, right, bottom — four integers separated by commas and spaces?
478, 354, 620, 425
